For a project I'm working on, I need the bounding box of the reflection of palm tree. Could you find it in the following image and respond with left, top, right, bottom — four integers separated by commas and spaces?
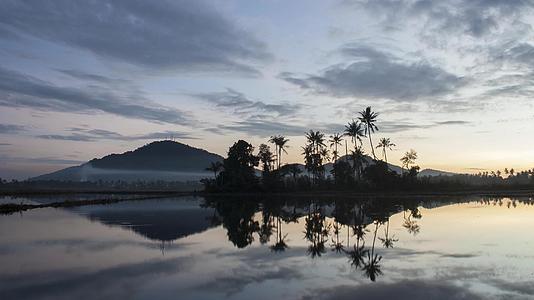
304, 203, 330, 258
270, 216, 289, 252
378, 219, 398, 248
363, 221, 383, 282
330, 220, 344, 253
259, 213, 274, 244
358, 107, 379, 159
402, 209, 421, 236
346, 244, 368, 269
363, 251, 383, 282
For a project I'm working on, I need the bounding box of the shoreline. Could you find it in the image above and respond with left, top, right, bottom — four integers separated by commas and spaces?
1, 189, 532, 215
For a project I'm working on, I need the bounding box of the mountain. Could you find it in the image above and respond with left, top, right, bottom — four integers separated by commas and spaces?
418, 168, 457, 177
33, 140, 223, 182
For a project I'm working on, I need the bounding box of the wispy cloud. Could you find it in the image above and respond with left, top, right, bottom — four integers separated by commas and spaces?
0, 67, 192, 125
0, 123, 26, 134
0, 0, 271, 76
36, 128, 196, 142
192, 88, 302, 117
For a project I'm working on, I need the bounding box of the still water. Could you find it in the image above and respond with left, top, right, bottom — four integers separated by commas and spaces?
1, 195, 534, 299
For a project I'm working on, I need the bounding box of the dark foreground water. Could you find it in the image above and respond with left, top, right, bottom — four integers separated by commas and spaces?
1, 195, 534, 300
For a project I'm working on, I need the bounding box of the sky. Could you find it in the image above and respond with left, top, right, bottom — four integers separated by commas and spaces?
1, 0, 534, 179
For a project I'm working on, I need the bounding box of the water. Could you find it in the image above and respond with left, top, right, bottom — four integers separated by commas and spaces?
1, 195, 534, 300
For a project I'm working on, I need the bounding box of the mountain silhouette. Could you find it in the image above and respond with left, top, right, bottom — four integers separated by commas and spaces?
279, 155, 455, 178
33, 140, 223, 182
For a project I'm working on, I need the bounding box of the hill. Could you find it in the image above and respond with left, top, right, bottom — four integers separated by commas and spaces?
32, 140, 223, 182
279, 155, 455, 178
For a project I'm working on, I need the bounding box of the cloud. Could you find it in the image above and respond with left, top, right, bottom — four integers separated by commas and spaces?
0, 67, 191, 125
0, 156, 85, 165
193, 88, 302, 117
56, 69, 129, 85
0, 0, 271, 76
348, 0, 533, 38
281, 45, 464, 101
0, 143, 12, 146
36, 128, 196, 142
218, 119, 311, 137
380, 120, 470, 133
0, 123, 25, 134
303, 280, 485, 300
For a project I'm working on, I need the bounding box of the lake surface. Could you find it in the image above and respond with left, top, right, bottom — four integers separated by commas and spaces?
1, 194, 534, 299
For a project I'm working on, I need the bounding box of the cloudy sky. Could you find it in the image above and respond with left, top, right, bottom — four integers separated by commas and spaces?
1, 0, 534, 179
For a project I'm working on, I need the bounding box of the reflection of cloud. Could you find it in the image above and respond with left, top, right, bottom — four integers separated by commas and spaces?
303, 280, 485, 300
1, 257, 191, 300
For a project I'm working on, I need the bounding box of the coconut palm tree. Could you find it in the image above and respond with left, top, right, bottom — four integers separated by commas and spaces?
358, 107, 379, 159
305, 130, 326, 154
329, 133, 343, 163
351, 146, 366, 180
269, 135, 289, 169
376, 137, 396, 165
344, 120, 365, 150
400, 149, 417, 173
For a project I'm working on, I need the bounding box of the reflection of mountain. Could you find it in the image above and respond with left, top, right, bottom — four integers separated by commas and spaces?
32, 140, 223, 182
72, 198, 217, 242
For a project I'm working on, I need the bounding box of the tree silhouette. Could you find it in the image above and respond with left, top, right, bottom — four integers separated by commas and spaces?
400, 149, 417, 174
205, 161, 223, 178
269, 135, 289, 169
344, 120, 365, 151
220, 140, 259, 191
358, 107, 379, 159
376, 137, 395, 166
329, 133, 343, 163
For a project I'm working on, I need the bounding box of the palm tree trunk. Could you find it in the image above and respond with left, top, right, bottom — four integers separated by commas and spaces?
278, 148, 281, 169
345, 140, 349, 162
368, 131, 376, 159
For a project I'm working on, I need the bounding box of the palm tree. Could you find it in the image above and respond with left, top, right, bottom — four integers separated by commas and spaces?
269, 135, 289, 169
376, 137, 396, 165
400, 149, 417, 173
206, 161, 223, 178
305, 130, 326, 154
329, 133, 343, 163
350, 146, 366, 180
358, 107, 379, 159
344, 120, 365, 150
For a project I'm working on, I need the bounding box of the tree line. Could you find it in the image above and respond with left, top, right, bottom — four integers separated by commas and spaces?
203, 106, 534, 192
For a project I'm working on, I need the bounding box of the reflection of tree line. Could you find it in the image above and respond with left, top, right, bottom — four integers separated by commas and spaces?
204, 197, 427, 282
